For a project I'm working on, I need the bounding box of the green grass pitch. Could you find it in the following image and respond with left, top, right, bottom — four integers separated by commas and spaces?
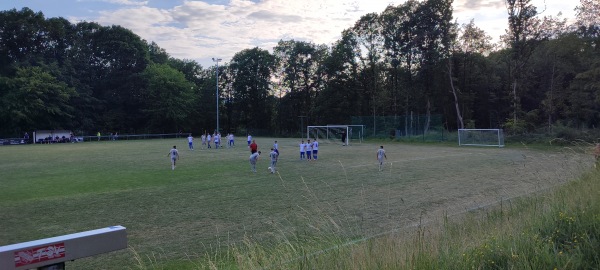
0, 137, 591, 268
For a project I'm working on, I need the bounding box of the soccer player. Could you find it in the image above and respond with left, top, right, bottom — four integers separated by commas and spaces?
201, 133, 206, 149
249, 151, 261, 173
273, 140, 279, 155
229, 133, 234, 147
247, 134, 252, 146
299, 140, 306, 160
214, 133, 220, 149
306, 139, 313, 160
167, 145, 179, 170
207, 133, 212, 148
187, 134, 194, 150
269, 148, 279, 174
250, 140, 258, 154
312, 138, 319, 160
377, 145, 387, 171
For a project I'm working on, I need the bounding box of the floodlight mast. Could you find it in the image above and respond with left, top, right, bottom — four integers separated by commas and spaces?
212, 58, 222, 133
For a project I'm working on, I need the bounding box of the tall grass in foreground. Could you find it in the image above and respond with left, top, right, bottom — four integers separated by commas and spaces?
139, 168, 600, 269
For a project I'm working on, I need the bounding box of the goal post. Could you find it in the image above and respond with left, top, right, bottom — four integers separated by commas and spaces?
458, 129, 505, 147
306, 125, 364, 145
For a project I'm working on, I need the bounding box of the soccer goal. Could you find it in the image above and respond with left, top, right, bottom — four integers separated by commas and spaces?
458, 129, 505, 147
307, 125, 364, 145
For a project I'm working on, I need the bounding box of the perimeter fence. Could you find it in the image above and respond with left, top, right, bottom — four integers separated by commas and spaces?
0, 133, 190, 146
351, 114, 448, 142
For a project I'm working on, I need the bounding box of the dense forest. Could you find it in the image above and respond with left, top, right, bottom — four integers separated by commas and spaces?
0, 0, 598, 138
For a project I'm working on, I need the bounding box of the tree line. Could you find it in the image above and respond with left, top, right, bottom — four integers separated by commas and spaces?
0, 0, 598, 138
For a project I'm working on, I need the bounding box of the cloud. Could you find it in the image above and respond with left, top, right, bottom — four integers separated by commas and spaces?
456, 0, 504, 11
99, 0, 148, 6
77, 0, 577, 67
91, 0, 399, 66
247, 10, 303, 23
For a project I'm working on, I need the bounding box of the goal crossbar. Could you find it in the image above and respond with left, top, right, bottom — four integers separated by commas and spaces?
307, 125, 364, 145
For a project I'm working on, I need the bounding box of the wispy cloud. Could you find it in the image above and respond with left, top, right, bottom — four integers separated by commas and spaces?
98, 0, 148, 6
87, 0, 403, 66
69, 0, 577, 67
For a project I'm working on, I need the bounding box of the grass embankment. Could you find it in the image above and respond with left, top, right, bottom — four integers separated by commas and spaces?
185, 168, 600, 269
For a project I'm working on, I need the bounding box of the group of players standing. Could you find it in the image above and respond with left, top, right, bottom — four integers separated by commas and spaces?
299, 139, 319, 161
187, 132, 235, 150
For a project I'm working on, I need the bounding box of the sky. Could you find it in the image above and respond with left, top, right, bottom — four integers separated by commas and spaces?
1, 0, 579, 68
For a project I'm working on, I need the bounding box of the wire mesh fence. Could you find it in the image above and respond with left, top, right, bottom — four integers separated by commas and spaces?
351, 114, 446, 142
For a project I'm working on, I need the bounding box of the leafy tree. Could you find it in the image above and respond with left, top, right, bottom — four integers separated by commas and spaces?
504, 0, 539, 126
315, 30, 361, 125
140, 64, 195, 132
381, 2, 420, 134
167, 58, 207, 134
90, 25, 150, 132
0, 8, 47, 68
448, 19, 495, 129
273, 40, 328, 131
148, 41, 170, 64
0, 66, 75, 135
574, 0, 600, 38
352, 12, 385, 126
229, 47, 276, 131
412, 0, 454, 133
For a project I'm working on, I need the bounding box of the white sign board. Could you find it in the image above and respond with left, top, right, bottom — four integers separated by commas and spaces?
0, 226, 127, 270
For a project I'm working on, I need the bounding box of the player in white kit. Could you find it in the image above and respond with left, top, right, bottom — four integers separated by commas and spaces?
306, 139, 312, 160
377, 145, 387, 171
299, 140, 306, 160
249, 151, 261, 173
187, 134, 194, 150
167, 145, 179, 170
312, 138, 319, 160
269, 148, 279, 173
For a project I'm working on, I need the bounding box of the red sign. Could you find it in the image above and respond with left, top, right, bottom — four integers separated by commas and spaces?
13, 243, 65, 267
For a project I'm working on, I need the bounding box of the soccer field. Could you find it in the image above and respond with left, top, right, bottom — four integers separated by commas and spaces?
0, 138, 592, 269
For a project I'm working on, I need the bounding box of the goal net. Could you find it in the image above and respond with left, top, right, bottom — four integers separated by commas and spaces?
306, 125, 364, 145
458, 129, 505, 147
